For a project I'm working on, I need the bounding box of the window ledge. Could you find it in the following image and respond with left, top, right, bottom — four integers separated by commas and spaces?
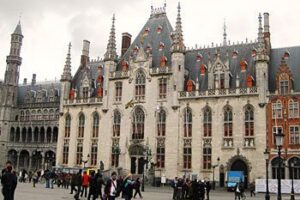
113, 102, 122, 105
243, 146, 256, 150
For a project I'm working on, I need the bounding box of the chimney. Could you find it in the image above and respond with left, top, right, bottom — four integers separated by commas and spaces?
81, 40, 90, 67
23, 78, 27, 85
263, 13, 270, 33
31, 74, 36, 85
121, 32, 132, 56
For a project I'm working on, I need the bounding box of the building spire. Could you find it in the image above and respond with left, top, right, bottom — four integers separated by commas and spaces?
104, 14, 117, 61
13, 19, 22, 35
61, 42, 72, 81
223, 19, 227, 46
255, 13, 269, 62
171, 2, 185, 53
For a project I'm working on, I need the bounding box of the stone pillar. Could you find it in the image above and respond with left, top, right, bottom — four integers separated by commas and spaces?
28, 156, 32, 171
16, 153, 20, 171
50, 130, 53, 143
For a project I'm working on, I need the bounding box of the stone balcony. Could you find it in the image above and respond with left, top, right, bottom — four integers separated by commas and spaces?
179, 87, 258, 99
150, 66, 172, 76
64, 97, 103, 106
109, 70, 130, 80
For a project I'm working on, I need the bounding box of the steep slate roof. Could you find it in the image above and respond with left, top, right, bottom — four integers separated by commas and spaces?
185, 42, 258, 90
269, 46, 300, 92
117, 12, 174, 70
17, 82, 61, 105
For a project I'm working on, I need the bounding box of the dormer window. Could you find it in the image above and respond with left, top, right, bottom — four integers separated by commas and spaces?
279, 73, 289, 95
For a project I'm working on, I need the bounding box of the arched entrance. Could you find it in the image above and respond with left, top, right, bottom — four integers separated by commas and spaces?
45, 151, 56, 169
19, 150, 30, 170
129, 144, 145, 174
230, 159, 249, 188
7, 149, 18, 168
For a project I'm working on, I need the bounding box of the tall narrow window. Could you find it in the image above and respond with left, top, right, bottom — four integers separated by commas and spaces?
115, 82, 123, 102
156, 146, 165, 168
135, 71, 146, 101
78, 114, 85, 138
111, 146, 119, 168
113, 110, 121, 137
203, 107, 212, 137
272, 100, 283, 119
279, 73, 289, 95
132, 107, 145, 140
157, 109, 166, 137
83, 87, 89, 98
289, 100, 299, 118
184, 108, 192, 137
271, 157, 285, 179
159, 78, 167, 99
65, 115, 71, 138
203, 147, 212, 170
92, 113, 99, 138
289, 157, 300, 179
90, 143, 98, 166
76, 143, 83, 165
63, 143, 69, 164
25, 110, 30, 121
224, 106, 233, 137
220, 73, 225, 89
20, 111, 24, 121
245, 105, 254, 137
289, 126, 300, 145
183, 147, 192, 169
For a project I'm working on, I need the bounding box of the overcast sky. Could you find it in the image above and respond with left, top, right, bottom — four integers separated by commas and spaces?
0, 0, 299, 83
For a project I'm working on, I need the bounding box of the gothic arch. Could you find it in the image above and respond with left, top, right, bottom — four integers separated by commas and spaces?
128, 144, 145, 156
226, 154, 252, 172
129, 105, 147, 118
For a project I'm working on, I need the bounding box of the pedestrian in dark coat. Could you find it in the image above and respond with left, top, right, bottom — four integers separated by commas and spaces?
133, 177, 143, 198
74, 169, 82, 200
95, 170, 105, 199
104, 171, 119, 200
1, 165, 17, 200
171, 177, 178, 200
87, 171, 97, 200
198, 180, 205, 200
122, 173, 135, 200
191, 179, 199, 200
205, 181, 211, 200
70, 174, 77, 194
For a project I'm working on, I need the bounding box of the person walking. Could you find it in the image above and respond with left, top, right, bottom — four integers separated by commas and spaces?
1, 165, 17, 200
234, 182, 242, 200
70, 173, 77, 194
122, 173, 135, 200
205, 180, 211, 200
81, 171, 89, 198
95, 170, 105, 199
133, 177, 143, 198
171, 177, 178, 200
74, 169, 82, 200
198, 180, 205, 200
104, 171, 119, 200
87, 171, 97, 200
249, 181, 255, 197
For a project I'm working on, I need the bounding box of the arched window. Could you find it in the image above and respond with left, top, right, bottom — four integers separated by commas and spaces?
157, 109, 166, 137
203, 107, 212, 137
78, 113, 85, 138
55, 109, 59, 120
37, 110, 42, 120
90, 143, 98, 166
203, 146, 212, 170
62, 142, 69, 164
289, 157, 300, 179
184, 108, 192, 137
92, 113, 99, 138
132, 107, 145, 140
65, 115, 71, 138
224, 106, 233, 137
49, 109, 54, 120
288, 100, 299, 118
43, 109, 48, 120
10, 127, 15, 142
25, 110, 30, 121
76, 143, 83, 165
135, 71, 146, 101
272, 100, 282, 119
271, 157, 285, 179
20, 111, 24, 121
113, 110, 121, 137
245, 105, 254, 137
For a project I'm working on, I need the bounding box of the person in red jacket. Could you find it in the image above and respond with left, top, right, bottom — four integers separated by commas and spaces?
81, 171, 89, 198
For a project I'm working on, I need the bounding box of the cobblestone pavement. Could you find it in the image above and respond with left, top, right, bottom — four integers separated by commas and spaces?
13, 183, 299, 200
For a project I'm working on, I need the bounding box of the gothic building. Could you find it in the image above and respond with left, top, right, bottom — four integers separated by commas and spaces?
54, 3, 296, 187
0, 22, 59, 171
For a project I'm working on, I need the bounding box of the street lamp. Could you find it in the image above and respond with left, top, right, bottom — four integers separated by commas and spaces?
142, 146, 152, 192
81, 154, 90, 169
275, 129, 284, 200
212, 157, 220, 190
290, 161, 295, 200
264, 148, 270, 200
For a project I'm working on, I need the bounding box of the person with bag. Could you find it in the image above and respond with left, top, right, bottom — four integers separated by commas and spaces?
122, 173, 135, 200
133, 177, 143, 199
104, 171, 119, 200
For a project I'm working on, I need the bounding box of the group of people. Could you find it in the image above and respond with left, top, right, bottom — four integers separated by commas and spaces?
70, 170, 143, 200
171, 177, 211, 200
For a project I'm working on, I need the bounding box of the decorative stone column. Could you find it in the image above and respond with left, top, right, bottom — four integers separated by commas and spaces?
16, 152, 20, 171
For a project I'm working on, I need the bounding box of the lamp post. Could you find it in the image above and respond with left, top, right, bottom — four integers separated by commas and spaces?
290, 161, 295, 200
212, 157, 220, 190
142, 146, 152, 192
81, 154, 90, 169
275, 129, 284, 200
264, 148, 270, 200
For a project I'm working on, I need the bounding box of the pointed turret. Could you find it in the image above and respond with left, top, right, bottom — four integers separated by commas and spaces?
255, 13, 269, 62
171, 2, 185, 53
61, 43, 72, 81
13, 20, 22, 35
223, 19, 227, 46
104, 14, 117, 61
